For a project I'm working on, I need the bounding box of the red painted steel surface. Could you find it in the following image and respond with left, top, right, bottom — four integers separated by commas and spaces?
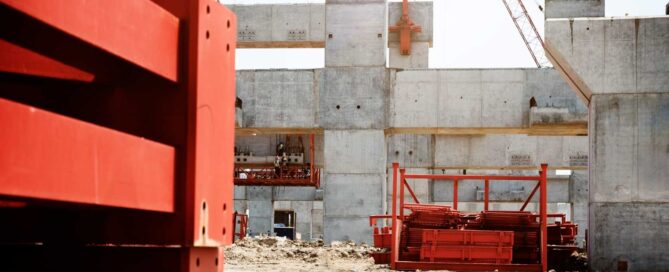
421, 229, 514, 247
0, 98, 175, 212
2, 0, 180, 81
0, 0, 236, 270
0, 39, 94, 82
185, 0, 237, 247
232, 212, 248, 242
420, 245, 514, 263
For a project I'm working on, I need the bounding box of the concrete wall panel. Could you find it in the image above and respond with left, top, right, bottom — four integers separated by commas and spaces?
320, 67, 387, 129
323, 173, 384, 217
325, 3, 386, 67
545, 0, 604, 19
387, 134, 433, 168
324, 130, 386, 174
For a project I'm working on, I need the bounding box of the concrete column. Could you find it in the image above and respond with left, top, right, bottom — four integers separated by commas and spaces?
323, 130, 386, 244
246, 186, 273, 236
547, 16, 669, 271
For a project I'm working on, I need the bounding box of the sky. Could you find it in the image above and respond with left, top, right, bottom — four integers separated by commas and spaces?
220, 0, 668, 69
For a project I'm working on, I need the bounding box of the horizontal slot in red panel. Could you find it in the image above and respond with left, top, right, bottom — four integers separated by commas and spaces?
2, 0, 179, 81
0, 98, 175, 212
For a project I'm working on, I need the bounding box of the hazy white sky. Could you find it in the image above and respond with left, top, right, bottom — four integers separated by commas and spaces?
221, 0, 668, 69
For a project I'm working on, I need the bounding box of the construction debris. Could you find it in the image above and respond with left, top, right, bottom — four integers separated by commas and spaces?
224, 236, 389, 272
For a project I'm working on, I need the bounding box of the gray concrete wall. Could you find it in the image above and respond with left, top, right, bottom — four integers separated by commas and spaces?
236, 70, 320, 128
325, 1, 387, 67
229, 4, 325, 44
389, 69, 587, 128
545, 0, 605, 19
323, 130, 386, 243
547, 15, 669, 271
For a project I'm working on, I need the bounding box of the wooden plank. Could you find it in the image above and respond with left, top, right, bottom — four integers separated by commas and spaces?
431, 165, 587, 171
385, 125, 587, 136
236, 127, 324, 135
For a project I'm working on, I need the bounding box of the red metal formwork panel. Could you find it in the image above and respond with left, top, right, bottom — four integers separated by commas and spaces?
1, 0, 179, 81
419, 245, 514, 264
184, 0, 237, 247
422, 229, 515, 247
0, 98, 175, 212
0, 39, 94, 82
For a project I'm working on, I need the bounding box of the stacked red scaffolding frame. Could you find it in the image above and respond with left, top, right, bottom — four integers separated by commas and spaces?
371, 163, 552, 271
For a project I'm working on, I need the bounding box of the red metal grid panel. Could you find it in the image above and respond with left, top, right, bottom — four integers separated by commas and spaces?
0, 98, 175, 212
0, 39, 94, 82
419, 245, 514, 264
422, 229, 514, 247
185, 0, 237, 246
1, 0, 179, 81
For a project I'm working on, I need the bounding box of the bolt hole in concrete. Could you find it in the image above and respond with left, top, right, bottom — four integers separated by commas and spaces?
227, 44, 230, 52
196, 258, 200, 267
223, 203, 227, 211
409, 151, 413, 155
395, 150, 399, 155
206, 5, 210, 14
460, 96, 463, 99
206, 30, 210, 39
223, 227, 226, 235
202, 201, 207, 210
587, 27, 590, 30
356, 105, 361, 109
328, 33, 333, 39
202, 226, 206, 234
377, 33, 382, 38
227, 20, 231, 28
335, 105, 340, 109
414, 99, 418, 103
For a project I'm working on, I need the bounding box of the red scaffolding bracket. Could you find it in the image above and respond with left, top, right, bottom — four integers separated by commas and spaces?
389, 0, 422, 55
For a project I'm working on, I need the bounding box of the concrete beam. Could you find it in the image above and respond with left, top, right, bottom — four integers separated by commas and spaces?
229, 4, 325, 48
546, 17, 669, 101
389, 68, 588, 129
236, 69, 320, 128
545, 0, 604, 19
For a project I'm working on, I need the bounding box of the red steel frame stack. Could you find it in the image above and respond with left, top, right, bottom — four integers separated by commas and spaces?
0, 0, 236, 271
385, 162, 550, 271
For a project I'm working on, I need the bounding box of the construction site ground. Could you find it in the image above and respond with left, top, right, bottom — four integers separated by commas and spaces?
224, 236, 392, 272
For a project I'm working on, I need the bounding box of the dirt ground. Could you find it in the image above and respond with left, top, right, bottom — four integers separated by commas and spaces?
224, 236, 390, 272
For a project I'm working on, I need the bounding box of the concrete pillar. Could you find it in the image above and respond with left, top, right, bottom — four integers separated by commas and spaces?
246, 186, 273, 236
323, 130, 386, 244
546, 16, 669, 271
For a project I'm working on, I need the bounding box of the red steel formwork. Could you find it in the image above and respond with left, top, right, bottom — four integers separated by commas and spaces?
0, 0, 236, 271
383, 162, 550, 271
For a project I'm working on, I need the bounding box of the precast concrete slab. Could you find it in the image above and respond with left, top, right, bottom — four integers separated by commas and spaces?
325, 1, 386, 67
